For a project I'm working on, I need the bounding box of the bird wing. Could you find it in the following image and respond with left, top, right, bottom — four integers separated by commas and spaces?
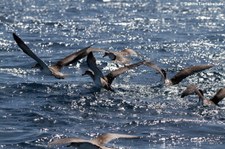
120, 48, 138, 56
48, 137, 90, 146
170, 64, 214, 85
87, 52, 104, 78
115, 54, 130, 64
13, 33, 51, 74
144, 61, 166, 80
52, 44, 94, 71
105, 61, 145, 85
52, 45, 104, 71
210, 88, 225, 105
181, 84, 198, 98
49, 137, 114, 149
120, 48, 145, 60
91, 133, 139, 146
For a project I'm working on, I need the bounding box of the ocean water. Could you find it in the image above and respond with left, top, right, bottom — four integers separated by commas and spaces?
0, 0, 225, 148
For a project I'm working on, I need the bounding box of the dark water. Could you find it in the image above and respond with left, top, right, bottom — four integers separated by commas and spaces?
0, 0, 225, 148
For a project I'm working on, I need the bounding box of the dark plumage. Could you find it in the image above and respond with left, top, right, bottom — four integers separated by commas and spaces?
181, 84, 225, 106
144, 61, 214, 86
83, 52, 145, 91
13, 33, 104, 79
48, 133, 139, 149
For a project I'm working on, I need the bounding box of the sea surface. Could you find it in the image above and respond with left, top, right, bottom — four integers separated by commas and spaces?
0, 0, 225, 149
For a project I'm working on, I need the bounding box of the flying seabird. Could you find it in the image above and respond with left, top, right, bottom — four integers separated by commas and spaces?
103, 48, 141, 65
181, 84, 225, 106
144, 61, 214, 86
48, 133, 139, 149
82, 52, 145, 91
13, 33, 104, 79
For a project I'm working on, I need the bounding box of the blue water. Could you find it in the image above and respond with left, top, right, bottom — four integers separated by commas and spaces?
0, 0, 225, 148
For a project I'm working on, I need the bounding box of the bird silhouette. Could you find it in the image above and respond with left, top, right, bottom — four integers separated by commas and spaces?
181, 84, 225, 106
103, 48, 141, 65
13, 33, 104, 79
144, 61, 214, 86
83, 52, 145, 91
49, 133, 139, 149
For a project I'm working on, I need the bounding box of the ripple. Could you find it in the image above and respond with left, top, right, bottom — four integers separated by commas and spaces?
0, 0, 225, 148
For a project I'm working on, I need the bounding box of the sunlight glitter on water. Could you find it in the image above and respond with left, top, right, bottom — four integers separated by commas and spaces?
0, 0, 225, 149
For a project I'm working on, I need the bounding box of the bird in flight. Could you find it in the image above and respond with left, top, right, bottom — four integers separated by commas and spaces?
181, 84, 225, 106
103, 48, 141, 65
48, 133, 139, 149
144, 61, 214, 86
83, 52, 145, 91
13, 33, 104, 79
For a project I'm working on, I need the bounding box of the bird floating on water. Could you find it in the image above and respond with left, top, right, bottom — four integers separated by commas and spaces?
144, 61, 214, 86
13, 33, 104, 79
83, 52, 145, 91
181, 84, 225, 106
48, 133, 139, 149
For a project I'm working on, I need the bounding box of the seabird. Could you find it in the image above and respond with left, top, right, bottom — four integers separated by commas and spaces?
181, 84, 225, 106
48, 133, 139, 149
83, 52, 145, 91
103, 48, 141, 65
13, 33, 104, 79
144, 61, 214, 86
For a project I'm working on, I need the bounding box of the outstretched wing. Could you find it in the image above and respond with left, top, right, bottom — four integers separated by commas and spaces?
87, 52, 104, 78
49, 137, 88, 146
181, 84, 199, 98
170, 64, 214, 85
52, 45, 102, 70
92, 133, 139, 146
210, 88, 225, 105
120, 48, 138, 56
13, 33, 51, 74
105, 61, 145, 85
144, 61, 166, 80
48, 137, 112, 149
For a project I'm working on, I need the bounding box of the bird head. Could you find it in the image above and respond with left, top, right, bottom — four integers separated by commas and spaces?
103, 52, 116, 60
